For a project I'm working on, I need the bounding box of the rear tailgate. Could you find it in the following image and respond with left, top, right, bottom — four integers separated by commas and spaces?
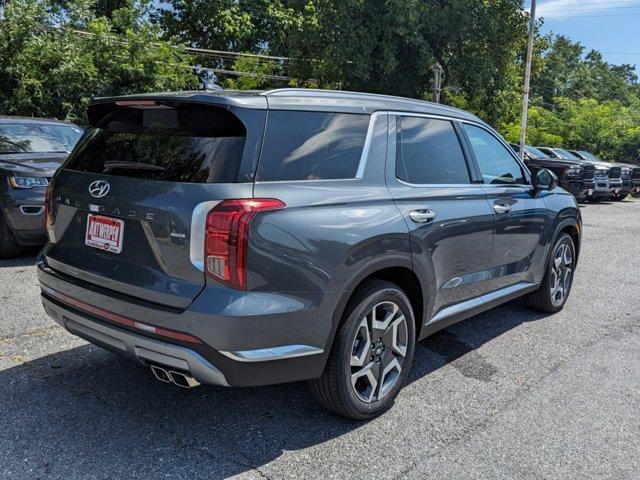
43, 98, 265, 309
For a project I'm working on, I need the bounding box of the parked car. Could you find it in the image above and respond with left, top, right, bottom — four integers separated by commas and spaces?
38, 89, 581, 419
509, 144, 594, 202
569, 150, 640, 201
535, 147, 622, 202
0, 117, 83, 258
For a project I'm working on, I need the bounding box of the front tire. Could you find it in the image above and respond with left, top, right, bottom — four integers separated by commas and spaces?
522, 233, 576, 313
309, 280, 416, 420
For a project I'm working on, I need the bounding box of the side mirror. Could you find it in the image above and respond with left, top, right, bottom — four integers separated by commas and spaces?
533, 168, 558, 192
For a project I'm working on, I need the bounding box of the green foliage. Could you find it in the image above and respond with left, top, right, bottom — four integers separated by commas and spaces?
0, 0, 198, 124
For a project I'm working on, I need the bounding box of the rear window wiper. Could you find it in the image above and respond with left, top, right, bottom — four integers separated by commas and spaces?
103, 161, 165, 173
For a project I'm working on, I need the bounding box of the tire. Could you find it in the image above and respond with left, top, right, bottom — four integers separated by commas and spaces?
309, 279, 416, 420
0, 207, 23, 259
521, 233, 576, 313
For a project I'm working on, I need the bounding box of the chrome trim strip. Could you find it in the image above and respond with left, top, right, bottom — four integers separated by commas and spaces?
355, 111, 383, 179
429, 282, 536, 324
189, 200, 221, 272
220, 344, 324, 362
19, 205, 45, 216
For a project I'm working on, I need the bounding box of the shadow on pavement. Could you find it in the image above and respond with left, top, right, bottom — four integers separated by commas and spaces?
0, 300, 549, 478
0, 253, 37, 268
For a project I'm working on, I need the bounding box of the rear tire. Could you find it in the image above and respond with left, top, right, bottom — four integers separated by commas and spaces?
309, 280, 416, 420
521, 233, 576, 313
0, 208, 23, 259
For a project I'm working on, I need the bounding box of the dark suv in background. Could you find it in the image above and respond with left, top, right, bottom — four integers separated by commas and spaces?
38, 89, 581, 419
510, 144, 594, 202
569, 150, 640, 200
0, 117, 83, 258
536, 147, 622, 201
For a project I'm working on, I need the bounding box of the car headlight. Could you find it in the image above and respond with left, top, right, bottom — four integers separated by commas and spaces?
563, 166, 582, 178
594, 169, 608, 178
8, 176, 49, 189
622, 168, 632, 179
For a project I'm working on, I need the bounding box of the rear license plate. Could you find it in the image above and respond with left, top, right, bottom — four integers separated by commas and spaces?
587, 189, 594, 196
614, 188, 621, 194
85, 214, 124, 253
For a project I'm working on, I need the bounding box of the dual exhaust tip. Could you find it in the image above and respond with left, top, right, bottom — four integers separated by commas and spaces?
150, 365, 201, 388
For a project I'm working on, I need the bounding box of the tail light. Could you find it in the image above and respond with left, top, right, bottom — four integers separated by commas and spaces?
205, 199, 285, 290
44, 182, 54, 240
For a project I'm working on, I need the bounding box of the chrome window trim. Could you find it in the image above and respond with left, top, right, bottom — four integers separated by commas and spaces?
253, 111, 383, 184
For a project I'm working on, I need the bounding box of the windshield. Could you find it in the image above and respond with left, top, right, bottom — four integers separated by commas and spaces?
578, 150, 600, 162
554, 148, 580, 160
0, 122, 83, 154
524, 146, 547, 158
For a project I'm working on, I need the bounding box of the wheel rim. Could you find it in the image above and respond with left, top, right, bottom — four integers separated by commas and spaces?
550, 242, 573, 306
350, 301, 408, 403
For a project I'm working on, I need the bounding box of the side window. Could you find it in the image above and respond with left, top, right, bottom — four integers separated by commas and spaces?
257, 111, 370, 181
463, 124, 526, 185
396, 116, 470, 184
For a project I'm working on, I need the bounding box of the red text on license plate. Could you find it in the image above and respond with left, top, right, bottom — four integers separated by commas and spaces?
85, 214, 124, 253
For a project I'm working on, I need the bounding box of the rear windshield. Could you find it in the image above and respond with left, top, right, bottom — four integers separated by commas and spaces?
0, 122, 83, 154
256, 111, 370, 181
64, 105, 247, 183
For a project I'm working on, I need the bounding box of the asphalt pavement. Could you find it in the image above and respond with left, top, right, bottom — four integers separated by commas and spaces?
1, 199, 639, 479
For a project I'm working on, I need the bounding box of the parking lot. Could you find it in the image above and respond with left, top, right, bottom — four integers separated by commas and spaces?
0, 199, 639, 479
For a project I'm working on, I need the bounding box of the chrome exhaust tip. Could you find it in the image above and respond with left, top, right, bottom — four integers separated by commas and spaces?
150, 365, 171, 383
168, 370, 201, 388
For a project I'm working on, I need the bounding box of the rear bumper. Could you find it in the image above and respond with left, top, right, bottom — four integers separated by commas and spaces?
42, 294, 230, 386
37, 257, 337, 387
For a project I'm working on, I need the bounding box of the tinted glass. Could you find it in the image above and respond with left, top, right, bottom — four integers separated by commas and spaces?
524, 146, 548, 158
257, 111, 369, 181
0, 122, 83, 154
64, 105, 246, 183
396, 117, 470, 184
579, 150, 600, 162
463, 124, 526, 185
555, 148, 580, 160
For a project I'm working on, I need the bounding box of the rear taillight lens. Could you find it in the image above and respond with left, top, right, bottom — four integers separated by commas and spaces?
205, 199, 285, 290
44, 183, 53, 238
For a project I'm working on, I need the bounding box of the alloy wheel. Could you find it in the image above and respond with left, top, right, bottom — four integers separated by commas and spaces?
550, 242, 573, 307
350, 301, 408, 403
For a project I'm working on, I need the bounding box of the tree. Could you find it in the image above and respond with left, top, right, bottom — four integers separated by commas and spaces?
0, 0, 198, 123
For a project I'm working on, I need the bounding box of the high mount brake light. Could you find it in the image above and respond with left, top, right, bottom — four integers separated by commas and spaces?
205, 199, 285, 290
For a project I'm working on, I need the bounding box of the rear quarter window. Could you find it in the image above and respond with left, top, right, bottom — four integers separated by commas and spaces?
256, 111, 370, 181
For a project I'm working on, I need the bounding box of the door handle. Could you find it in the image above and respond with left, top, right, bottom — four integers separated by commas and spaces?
493, 203, 512, 214
409, 209, 436, 223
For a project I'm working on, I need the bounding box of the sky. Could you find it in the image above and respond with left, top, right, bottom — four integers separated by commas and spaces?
526, 0, 640, 70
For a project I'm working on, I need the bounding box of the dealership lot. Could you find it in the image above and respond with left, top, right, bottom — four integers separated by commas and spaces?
1, 200, 639, 479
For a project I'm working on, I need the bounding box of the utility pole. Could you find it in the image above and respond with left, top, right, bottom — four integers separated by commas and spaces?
519, 0, 536, 160
432, 62, 442, 103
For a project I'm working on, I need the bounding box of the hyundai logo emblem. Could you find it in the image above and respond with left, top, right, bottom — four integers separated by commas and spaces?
88, 180, 110, 198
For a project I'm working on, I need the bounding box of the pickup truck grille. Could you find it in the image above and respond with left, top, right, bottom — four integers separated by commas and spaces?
581, 164, 595, 180
608, 166, 622, 179
632, 167, 640, 180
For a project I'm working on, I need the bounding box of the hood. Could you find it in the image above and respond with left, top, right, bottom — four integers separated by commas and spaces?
0, 152, 68, 176
531, 156, 582, 167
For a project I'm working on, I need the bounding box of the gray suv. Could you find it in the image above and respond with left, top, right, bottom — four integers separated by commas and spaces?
38, 89, 581, 419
